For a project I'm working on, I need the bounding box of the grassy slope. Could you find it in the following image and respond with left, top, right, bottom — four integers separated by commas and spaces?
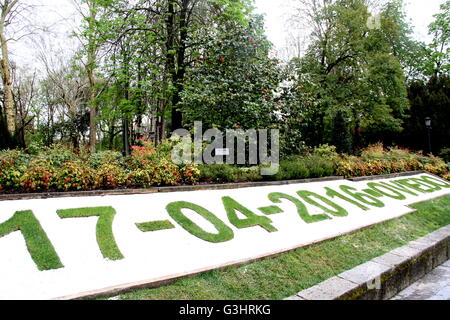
110, 195, 450, 300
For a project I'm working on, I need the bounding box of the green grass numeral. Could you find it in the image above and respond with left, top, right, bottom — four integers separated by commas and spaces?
57, 207, 124, 261
325, 187, 370, 211
223, 197, 277, 232
0, 210, 63, 271
167, 201, 234, 243
268, 193, 330, 223
339, 185, 385, 208
297, 190, 348, 217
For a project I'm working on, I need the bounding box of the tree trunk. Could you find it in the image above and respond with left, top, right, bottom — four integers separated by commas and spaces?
0, 31, 15, 136
87, 1, 97, 153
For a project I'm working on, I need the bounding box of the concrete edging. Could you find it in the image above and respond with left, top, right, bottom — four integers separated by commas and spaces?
285, 224, 450, 300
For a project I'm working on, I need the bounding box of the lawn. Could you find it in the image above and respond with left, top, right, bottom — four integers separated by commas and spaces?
101, 194, 450, 300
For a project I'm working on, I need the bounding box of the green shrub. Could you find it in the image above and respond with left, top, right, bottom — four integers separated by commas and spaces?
234, 167, 263, 182
126, 158, 181, 188
20, 165, 55, 192
0, 150, 30, 190
199, 164, 236, 183
180, 164, 201, 185
312, 144, 340, 161
278, 160, 310, 180
88, 151, 123, 169
303, 156, 334, 178
35, 144, 77, 168
439, 148, 450, 163
53, 161, 97, 191
95, 163, 127, 189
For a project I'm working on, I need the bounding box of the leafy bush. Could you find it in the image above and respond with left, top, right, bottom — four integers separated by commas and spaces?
95, 164, 127, 189
0, 150, 30, 190
20, 165, 55, 192
53, 161, 97, 191
270, 160, 309, 181
88, 151, 123, 169
1, 142, 448, 193
199, 164, 236, 183
312, 144, 340, 161
180, 164, 201, 185
439, 148, 450, 163
35, 144, 77, 168
265, 156, 334, 181
234, 167, 263, 182
127, 158, 181, 188
422, 155, 449, 176
360, 142, 385, 159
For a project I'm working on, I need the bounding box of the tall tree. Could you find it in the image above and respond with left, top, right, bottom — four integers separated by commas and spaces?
74, 0, 108, 152
292, 0, 409, 150
424, 0, 449, 77
0, 0, 19, 137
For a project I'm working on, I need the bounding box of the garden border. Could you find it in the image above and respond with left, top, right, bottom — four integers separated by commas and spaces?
0, 170, 429, 202
285, 224, 450, 300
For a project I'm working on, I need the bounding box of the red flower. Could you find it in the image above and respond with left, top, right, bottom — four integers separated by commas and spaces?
65, 178, 71, 182
278, 106, 283, 110
219, 58, 224, 62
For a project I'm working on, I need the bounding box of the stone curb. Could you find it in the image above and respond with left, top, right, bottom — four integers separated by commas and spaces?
347, 170, 428, 182
0, 176, 344, 201
285, 225, 450, 300
0, 170, 431, 202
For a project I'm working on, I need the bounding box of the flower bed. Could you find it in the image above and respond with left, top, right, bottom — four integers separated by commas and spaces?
0, 142, 448, 194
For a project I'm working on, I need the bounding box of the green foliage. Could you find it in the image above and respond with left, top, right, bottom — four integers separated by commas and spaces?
54, 161, 97, 191
126, 158, 181, 188
88, 151, 124, 169
268, 156, 335, 181
181, 14, 282, 131
0, 142, 448, 193
199, 164, 262, 183
439, 148, 450, 163
95, 163, 127, 189
293, 0, 410, 149
0, 149, 30, 190
20, 165, 55, 193
331, 111, 352, 154
399, 75, 450, 154
335, 143, 449, 178
423, 0, 450, 76
179, 165, 201, 185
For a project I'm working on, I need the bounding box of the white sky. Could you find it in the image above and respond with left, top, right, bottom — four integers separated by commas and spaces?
10, 0, 447, 69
